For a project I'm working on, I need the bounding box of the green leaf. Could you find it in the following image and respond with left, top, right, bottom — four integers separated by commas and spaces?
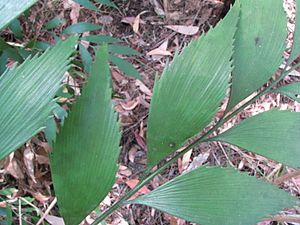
0, 0, 38, 30
131, 167, 298, 225
62, 22, 101, 34
226, 0, 287, 111
211, 110, 300, 168
0, 51, 8, 75
50, 45, 120, 225
108, 44, 140, 56
73, 0, 98, 10
81, 35, 120, 44
0, 38, 24, 63
8, 19, 23, 39
44, 117, 57, 146
272, 82, 300, 102
110, 55, 141, 79
95, 0, 118, 8
79, 43, 93, 73
146, 3, 239, 167
289, 0, 300, 62
0, 37, 77, 160
44, 17, 65, 30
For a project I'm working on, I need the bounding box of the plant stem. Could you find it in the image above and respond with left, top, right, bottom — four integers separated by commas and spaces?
92, 61, 300, 224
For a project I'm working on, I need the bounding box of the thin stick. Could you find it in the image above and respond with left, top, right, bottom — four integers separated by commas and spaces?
18, 198, 22, 225
274, 169, 300, 185
36, 198, 57, 225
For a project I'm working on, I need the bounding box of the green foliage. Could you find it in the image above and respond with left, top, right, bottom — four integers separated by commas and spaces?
226, 0, 287, 111
2, 0, 300, 224
50, 46, 120, 225
0, 37, 77, 160
110, 55, 141, 79
62, 22, 102, 34
81, 35, 120, 43
146, 2, 239, 167
0, 0, 38, 30
44, 17, 66, 30
272, 82, 300, 102
289, 0, 300, 63
211, 110, 300, 168
131, 167, 298, 225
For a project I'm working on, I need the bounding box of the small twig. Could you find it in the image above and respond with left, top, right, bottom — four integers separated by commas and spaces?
274, 169, 300, 185
18, 198, 22, 225
271, 214, 300, 223
36, 197, 57, 225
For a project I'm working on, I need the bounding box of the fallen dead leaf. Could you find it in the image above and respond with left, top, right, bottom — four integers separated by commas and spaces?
45, 215, 65, 225
135, 80, 152, 96
147, 40, 172, 59
126, 179, 151, 200
165, 25, 199, 35
120, 99, 139, 111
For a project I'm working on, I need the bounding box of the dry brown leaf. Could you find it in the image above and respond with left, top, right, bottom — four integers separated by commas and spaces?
165, 25, 199, 35
128, 147, 138, 163
4, 153, 24, 179
31, 192, 50, 203
135, 80, 152, 96
126, 179, 151, 200
23, 148, 36, 183
133, 14, 141, 34
120, 99, 139, 111
147, 40, 172, 58
45, 215, 65, 225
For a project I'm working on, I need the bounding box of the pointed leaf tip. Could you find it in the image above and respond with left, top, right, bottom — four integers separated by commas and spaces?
0, 37, 77, 160
131, 167, 298, 225
146, 2, 240, 167
50, 45, 121, 225
212, 109, 300, 168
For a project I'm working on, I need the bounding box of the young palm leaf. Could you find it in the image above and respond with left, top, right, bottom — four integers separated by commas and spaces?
50, 45, 121, 225
226, 0, 287, 111
146, 2, 239, 167
272, 82, 300, 102
0, 37, 77, 160
0, 0, 38, 30
210, 110, 300, 168
289, 0, 300, 63
130, 167, 298, 225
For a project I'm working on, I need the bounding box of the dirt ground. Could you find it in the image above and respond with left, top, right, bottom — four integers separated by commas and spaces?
2, 0, 300, 224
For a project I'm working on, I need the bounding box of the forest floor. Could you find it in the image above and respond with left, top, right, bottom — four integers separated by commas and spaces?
1, 0, 300, 224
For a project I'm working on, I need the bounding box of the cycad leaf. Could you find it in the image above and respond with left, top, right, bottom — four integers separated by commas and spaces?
226, 0, 287, 110
0, 37, 77, 160
211, 110, 300, 168
272, 82, 300, 102
131, 167, 298, 225
50, 45, 120, 225
146, 3, 239, 167
0, 0, 37, 30
110, 55, 141, 79
81, 35, 120, 44
62, 22, 101, 34
108, 44, 140, 56
289, 0, 300, 62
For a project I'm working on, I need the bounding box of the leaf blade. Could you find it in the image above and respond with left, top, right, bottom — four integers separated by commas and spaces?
146, 3, 239, 167
131, 167, 297, 225
0, 37, 77, 160
272, 82, 300, 102
62, 22, 101, 34
211, 110, 300, 168
227, 0, 287, 110
0, 0, 38, 30
289, 0, 300, 62
50, 45, 120, 225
